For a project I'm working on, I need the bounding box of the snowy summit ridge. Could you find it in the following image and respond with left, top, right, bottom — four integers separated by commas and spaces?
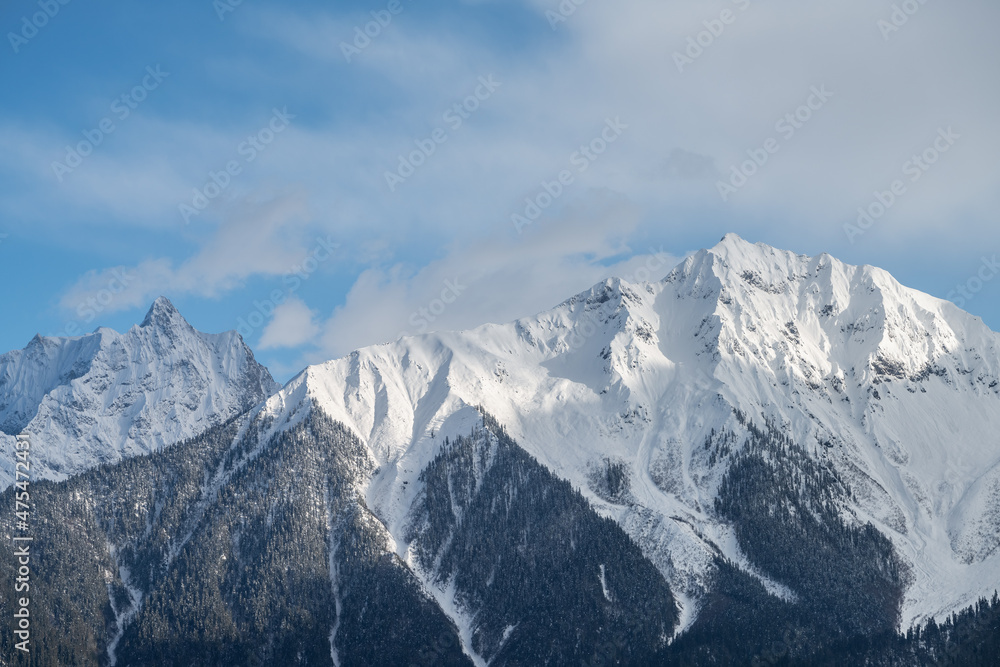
3, 237, 997, 638
0, 297, 281, 488
259, 233, 1000, 630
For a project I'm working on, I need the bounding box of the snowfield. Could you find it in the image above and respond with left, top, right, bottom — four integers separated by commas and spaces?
0, 297, 279, 489
4, 235, 997, 634
259, 234, 1000, 629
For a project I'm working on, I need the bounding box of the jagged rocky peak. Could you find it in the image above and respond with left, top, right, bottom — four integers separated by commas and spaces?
140, 295, 189, 329
713, 231, 769, 255
8, 235, 985, 662
0, 298, 281, 489
704, 234, 815, 293
560, 276, 645, 311
666, 236, 900, 339
666, 234, 850, 301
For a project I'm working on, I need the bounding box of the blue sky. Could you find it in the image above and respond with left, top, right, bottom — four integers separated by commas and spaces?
1, 0, 998, 382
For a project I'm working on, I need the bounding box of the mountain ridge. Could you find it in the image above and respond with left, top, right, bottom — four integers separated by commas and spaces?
0, 296, 281, 488
2, 238, 1000, 663
254, 234, 1000, 628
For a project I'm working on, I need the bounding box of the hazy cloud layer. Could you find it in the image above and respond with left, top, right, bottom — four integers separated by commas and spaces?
2, 0, 996, 376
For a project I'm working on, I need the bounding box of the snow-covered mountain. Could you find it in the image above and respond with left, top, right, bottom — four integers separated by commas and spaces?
5, 236, 999, 663
0, 297, 280, 488
256, 233, 1000, 631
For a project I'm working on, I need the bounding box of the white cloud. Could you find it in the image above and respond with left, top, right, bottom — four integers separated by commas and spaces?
58, 192, 314, 314
310, 192, 683, 360
259, 297, 321, 349
29, 0, 1000, 356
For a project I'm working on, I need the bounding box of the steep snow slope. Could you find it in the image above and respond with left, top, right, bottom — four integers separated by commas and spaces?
0, 297, 280, 488
248, 235, 1000, 628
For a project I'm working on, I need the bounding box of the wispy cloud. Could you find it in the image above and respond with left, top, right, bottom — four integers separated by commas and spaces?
58, 192, 313, 314
308, 192, 682, 361
1, 0, 997, 368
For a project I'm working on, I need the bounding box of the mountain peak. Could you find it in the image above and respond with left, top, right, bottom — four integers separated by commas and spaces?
716, 232, 749, 246
141, 297, 187, 329
712, 232, 763, 253
260, 235, 1000, 635
666, 234, 774, 283
1, 295, 280, 488
686, 234, 823, 291
708, 233, 786, 263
